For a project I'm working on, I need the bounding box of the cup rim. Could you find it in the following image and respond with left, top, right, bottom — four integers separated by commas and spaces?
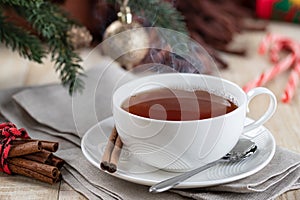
113, 73, 247, 123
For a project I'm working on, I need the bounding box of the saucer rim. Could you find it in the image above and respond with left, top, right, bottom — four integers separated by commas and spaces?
81, 116, 276, 188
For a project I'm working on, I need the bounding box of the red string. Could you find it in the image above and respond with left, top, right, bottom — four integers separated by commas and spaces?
0, 122, 30, 174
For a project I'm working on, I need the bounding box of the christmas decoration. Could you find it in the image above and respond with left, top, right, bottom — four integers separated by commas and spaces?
101, 0, 266, 70
0, 122, 64, 184
101, 0, 207, 70
0, 0, 86, 94
105, 0, 187, 33
256, 0, 300, 23
101, 0, 149, 70
243, 34, 300, 103
0, 0, 271, 92
67, 26, 93, 49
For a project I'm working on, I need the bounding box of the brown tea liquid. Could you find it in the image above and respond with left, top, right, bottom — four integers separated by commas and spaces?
122, 88, 238, 121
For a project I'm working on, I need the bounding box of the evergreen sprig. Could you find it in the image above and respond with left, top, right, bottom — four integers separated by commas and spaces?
108, 0, 187, 34
0, 0, 83, 94
0, 12, 45, 63
130, 0, 187, 33
0, 0, 43, 7
0, 0, 187, 94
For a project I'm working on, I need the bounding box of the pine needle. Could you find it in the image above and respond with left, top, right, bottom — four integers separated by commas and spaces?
107, 0, 187, 33
10, 1, 84, 94
0, 13, 45, 63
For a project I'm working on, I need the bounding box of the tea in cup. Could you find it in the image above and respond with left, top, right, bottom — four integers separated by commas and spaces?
112, 73, 277, 172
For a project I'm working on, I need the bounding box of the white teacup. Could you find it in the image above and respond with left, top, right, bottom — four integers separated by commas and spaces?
112, 73, 277, 172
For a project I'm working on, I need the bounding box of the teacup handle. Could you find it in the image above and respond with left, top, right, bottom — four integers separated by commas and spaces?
242, 87, 277, 134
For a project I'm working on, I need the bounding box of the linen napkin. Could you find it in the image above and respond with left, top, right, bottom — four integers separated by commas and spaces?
1, 65, 300, 200
0, 88, 185, 200
13, 60, 134, 137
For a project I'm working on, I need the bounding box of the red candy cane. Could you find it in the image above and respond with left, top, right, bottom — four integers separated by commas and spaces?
269, 41, 284, 63
243, 53, 296, 92
282, 60, 300, 103
244, 34, 300, 103
258, 33, 284, 54
280, 39, 300, 103
258, 33, 275, 55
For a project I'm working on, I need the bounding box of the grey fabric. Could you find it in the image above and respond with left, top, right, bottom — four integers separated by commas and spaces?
1, 65, 300, 200
13, 63, 134, 138
0, 88, 186, 200
173, 148, 300, 200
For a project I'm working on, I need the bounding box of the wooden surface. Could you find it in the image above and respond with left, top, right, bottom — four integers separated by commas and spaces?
1, 21, 300, 199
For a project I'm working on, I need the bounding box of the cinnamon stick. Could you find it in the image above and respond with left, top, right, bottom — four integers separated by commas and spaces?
107, 135, 123, 173
8, 158, 59, 179
40, 141, 59, 152
100, 126, 118, 171
8, 141, 42, 157
23, 150, 53, 164
8, 163, 57, 184
49, 155, 65, 169
54, 171, 62, 183
11, 139, 31, 145
11, 139, 58, 152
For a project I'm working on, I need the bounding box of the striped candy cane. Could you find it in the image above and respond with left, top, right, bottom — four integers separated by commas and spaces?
244, 33, 300, 102
280, 39, 300, 103
282, 60, 300, 103
258, 33, 276, 55
258, 33, 286, 54
243, 53, 296, 92
269, 41, 284, 63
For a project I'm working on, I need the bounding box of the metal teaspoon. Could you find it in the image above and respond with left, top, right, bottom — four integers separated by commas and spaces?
149, 138, 257, 193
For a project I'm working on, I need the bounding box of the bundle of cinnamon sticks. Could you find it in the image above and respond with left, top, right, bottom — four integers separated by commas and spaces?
7, 139, 64, 184
100, 127, 123, 173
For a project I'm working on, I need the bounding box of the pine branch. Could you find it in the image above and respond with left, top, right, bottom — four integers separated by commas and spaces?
0, 12, 45, 63
131, 0, 187, 33
0, 0, 43, 7
107, 0, 187, 33
13, 1, 84, 94
106, 0, 191, 64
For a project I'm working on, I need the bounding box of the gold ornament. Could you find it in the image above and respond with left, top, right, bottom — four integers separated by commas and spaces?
67, 26, 93, 49
101, 2, 149, 70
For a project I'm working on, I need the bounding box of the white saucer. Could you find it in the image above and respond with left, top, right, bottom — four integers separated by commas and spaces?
81, 117, 276, 189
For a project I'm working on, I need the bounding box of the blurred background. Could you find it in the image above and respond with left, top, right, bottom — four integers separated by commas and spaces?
0, 0, 300, 92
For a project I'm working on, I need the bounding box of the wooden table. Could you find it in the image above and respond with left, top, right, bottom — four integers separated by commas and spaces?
0, 21, 300, 199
